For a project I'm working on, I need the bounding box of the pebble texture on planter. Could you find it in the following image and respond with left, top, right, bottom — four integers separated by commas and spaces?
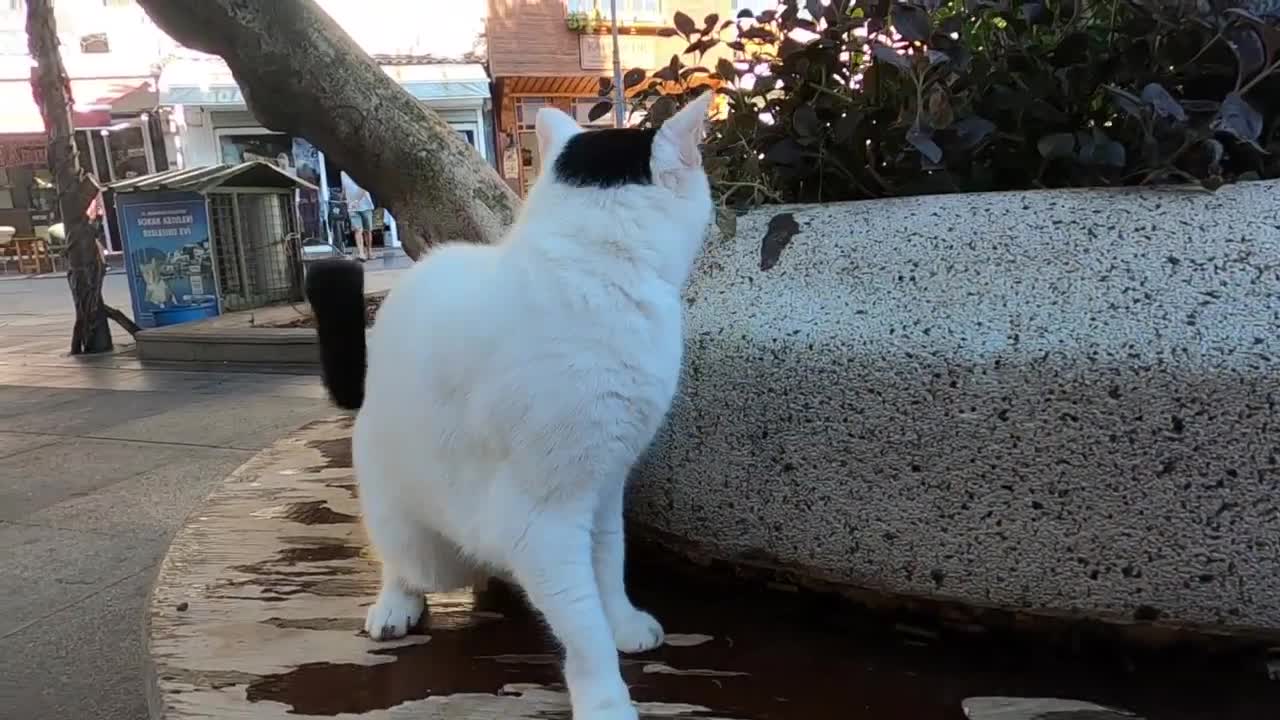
631, 181, 1280, 632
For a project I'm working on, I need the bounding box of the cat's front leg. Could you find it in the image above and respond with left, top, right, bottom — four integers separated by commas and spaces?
593, 480, 664, 653
365, 565, 426, 641
510, 506, 638, 720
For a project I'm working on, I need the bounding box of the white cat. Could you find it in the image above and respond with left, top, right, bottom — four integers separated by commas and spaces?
142, 258, 170, 305
305, 90, 714, 719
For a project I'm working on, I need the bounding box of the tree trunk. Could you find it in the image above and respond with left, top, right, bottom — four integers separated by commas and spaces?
136, 0, 519, 260
27, 0, 116, 354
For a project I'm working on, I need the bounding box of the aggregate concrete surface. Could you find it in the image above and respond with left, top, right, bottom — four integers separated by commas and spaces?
635, 180, 1280, 632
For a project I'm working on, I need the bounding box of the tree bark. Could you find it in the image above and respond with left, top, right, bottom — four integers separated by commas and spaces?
136, 0, 519, 260
27, 0, 117, 354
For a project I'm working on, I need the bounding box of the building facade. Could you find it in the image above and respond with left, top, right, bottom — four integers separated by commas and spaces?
158, 55, 495, 250
0, 0, 495, 252
0, 0, 168, 246
485, 0, 737, 196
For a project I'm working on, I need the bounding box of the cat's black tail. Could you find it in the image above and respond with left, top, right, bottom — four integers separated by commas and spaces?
304, 259, 367, 411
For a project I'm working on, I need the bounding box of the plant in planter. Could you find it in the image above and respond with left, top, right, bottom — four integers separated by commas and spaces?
590, 0, 1280, 222
566, 6, 606, 33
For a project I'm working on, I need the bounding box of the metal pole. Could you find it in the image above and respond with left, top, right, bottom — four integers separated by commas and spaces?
609, 0, 626, 127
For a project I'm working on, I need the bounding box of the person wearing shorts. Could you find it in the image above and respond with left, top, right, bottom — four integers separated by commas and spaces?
340, 171, 376, 261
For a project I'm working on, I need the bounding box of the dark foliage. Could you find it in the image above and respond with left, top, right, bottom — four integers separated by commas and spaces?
590, 0, 1280, 226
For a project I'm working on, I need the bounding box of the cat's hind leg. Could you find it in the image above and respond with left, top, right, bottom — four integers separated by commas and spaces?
505, 502, 637, 720
593, 479, 663, 653
362, 504, 472, 641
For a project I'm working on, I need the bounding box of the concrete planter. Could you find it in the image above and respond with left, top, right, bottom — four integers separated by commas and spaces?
632, 181, 1280, 636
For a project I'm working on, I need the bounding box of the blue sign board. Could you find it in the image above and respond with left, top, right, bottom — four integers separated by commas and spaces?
116, 191, 220, 329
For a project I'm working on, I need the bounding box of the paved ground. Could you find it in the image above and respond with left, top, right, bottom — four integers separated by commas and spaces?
145, 419, 1280, 720
0, 259, 406, 720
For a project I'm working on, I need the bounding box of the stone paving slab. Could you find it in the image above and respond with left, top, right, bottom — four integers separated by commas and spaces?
0, 520, 159, 638
0, 564, 154, 720
147, 417, 1280, 720
0, 437, 199, 521
0, 430, 63, 460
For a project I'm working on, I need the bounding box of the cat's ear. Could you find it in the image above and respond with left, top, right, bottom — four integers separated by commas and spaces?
535, 107, 580, 162
656, 90, 713, 168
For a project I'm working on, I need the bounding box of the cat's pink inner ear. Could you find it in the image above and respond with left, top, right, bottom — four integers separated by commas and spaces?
660, 91, 713, 168
535, 107, 579, 164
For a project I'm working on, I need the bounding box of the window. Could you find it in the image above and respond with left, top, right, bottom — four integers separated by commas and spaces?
516, 98, 552, 131
80, 33, 110, 53
73, 130, 114, 182
567, 0, 663, 24
515, 97, 557, 196
0, 168, 12, 210
218, 133, 293, 170
108, 126, 150, 180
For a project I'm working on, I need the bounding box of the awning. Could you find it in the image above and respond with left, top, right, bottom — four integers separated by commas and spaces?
159, 57, 489, 107
0, 76, 156, 136
107, 160, 318, 194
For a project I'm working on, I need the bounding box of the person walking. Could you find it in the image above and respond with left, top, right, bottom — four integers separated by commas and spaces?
340, 170, 375, 262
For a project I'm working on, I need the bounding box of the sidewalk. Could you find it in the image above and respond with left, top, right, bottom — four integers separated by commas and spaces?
0, 260, 406, 720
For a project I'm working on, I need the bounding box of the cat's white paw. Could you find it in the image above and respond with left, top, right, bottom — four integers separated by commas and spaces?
364, 589, 425, 641
609, 607, 664, 653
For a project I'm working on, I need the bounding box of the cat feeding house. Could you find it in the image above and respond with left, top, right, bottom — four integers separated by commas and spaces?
106, 161, 316, 328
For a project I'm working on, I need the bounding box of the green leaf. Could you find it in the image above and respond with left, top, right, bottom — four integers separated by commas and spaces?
1105, 86, 1144, 119
716, 57, 738, 81
1097, 141, 1126, 168
673, 11, 696, 37
1225, 26, 1266, 80
907, 127, 943, 163
765, 137, 805, 165
587, 101, 613, 123
623, 68, 646, 89
793, 105, 820, 140
891, 4, 931, 44
872, 45, 911, 72
649, 96, 678, 125
1037, 133, 1075, 160
1211, 92, 1264, 149
1140, 83, 1186, 122
950, 115, 996, 150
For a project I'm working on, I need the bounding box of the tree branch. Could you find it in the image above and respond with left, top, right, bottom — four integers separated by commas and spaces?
136, 0, 519, 259
104, 304, 141, 337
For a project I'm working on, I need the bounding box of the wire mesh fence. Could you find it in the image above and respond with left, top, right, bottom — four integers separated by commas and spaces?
208, 191, 304, 312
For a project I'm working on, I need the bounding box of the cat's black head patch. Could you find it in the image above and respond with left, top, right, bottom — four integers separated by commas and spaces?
553, 127, 657, 189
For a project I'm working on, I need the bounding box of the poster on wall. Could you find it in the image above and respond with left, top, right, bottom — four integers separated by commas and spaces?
116, 191, 220, 329
219, 134, 294, 169
291, 137, 323, 243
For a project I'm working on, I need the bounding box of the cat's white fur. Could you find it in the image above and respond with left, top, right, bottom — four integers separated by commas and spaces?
352, 91, 714, 719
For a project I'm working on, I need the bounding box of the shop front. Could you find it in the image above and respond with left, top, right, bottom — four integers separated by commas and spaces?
159, 57, 496, 252
0, 138, 56, 241
0, 74, 165, 252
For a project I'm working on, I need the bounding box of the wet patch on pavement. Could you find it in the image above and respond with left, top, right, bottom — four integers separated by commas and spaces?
148, 416, 1280, 720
